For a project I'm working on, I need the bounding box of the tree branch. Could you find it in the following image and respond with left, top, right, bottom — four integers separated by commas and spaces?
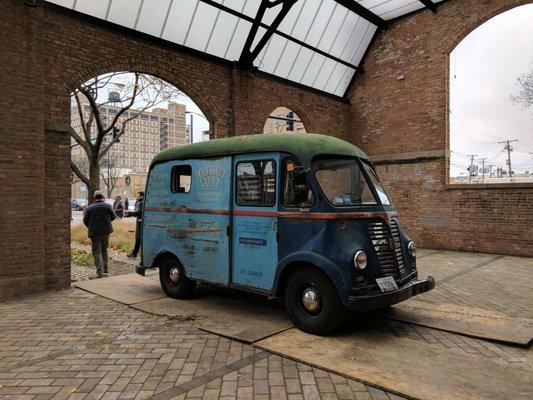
70, 160, 90, 186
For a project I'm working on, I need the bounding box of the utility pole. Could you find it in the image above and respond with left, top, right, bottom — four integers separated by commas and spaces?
480, 158, 487, 183
467, 154, 477, 183
498, 140, 518, 177
488, 165, 493, 178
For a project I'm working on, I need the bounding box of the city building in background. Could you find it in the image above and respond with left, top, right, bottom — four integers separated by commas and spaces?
71, 98, 191, 198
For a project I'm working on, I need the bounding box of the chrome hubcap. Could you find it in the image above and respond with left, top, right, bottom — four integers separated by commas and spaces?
169, 266, 180, 284
302, 288, 320, 312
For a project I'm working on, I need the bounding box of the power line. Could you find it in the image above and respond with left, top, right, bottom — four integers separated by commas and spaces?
449, 111, 507, 141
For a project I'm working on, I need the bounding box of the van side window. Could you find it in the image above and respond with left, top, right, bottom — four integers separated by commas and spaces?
236, 160, 276, 206
282, 159, 314, 207
171, 165, 192, 193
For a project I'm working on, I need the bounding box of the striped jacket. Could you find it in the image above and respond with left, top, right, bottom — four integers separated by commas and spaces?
83, 200, 116, 238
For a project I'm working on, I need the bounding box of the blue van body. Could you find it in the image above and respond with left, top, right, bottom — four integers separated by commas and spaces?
138, 134, 434, 313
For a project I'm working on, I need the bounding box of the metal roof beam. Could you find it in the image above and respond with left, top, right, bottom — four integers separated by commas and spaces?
419, 0, 437, 13
239, 0, 270, 67
247, 0, 298, 65
332, 0, 386, 29
199, 0, 360, 71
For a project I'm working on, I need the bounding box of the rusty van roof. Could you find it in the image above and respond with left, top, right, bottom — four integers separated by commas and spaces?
151, 133, 369, 167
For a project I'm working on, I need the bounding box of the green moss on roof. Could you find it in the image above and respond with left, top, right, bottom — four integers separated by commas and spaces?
152, 133, 368, 167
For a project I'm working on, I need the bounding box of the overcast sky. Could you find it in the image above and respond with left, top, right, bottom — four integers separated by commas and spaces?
449, 4, 533, 177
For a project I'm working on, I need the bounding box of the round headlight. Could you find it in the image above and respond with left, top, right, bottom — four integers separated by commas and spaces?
408, 241, 417, 258
353, 250, 367, 270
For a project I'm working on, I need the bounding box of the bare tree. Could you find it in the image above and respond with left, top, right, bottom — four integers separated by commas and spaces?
70, 72, 182, 203
510, 71, 533, 109
100, 152, 122, 198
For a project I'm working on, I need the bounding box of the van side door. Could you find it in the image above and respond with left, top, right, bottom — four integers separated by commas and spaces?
231, 153, 279, 291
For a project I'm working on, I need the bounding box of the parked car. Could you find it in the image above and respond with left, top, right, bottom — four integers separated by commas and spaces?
71, 198, 87, 210
136, 134, 435, 335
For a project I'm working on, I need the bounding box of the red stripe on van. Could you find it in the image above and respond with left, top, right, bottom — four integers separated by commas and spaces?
146, 207, 393, 221
145, 206, 230, 215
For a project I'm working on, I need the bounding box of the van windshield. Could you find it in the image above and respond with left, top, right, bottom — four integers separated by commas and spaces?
312, 158, 390, 206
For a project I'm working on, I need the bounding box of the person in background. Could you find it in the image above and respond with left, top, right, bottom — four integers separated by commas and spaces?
114, 196, 124, 218
83, 190, 115, 278
124, 197, 129, 212
126, 191, 144, 259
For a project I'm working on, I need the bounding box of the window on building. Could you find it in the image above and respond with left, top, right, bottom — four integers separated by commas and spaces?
171, 165, 192, 193
236, 160, 276, 207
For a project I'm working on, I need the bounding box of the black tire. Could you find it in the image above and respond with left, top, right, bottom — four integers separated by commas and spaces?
284, 268, 346, 335
158, 256, 196, 299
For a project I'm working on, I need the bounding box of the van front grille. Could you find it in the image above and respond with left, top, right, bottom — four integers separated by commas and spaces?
390, 219, 406, 275
368, 221, 397, 277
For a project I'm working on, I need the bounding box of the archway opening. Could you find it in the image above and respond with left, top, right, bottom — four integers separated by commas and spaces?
449, 4, 533, 184
263, 107, 307, 134
70, 71, 210, 205
69, 71, 210, 280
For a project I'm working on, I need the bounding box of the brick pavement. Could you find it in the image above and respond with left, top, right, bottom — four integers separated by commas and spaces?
2, 248, 531, 399
0, 289, 408, 400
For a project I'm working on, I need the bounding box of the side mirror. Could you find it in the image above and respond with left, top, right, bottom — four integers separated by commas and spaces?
293, 166, 309, 205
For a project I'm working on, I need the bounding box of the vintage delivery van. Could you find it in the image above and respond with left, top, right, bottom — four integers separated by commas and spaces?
137, 133, 434, 334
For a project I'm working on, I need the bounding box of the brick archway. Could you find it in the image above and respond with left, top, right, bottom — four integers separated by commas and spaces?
61, 61, 219, 138
445, 0, 533, 55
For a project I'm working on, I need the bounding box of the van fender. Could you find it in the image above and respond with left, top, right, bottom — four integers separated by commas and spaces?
273, 251, 350, 305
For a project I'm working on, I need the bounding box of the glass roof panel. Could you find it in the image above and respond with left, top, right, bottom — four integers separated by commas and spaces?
161, 0, 199, 45
45, 0, 444, 96
74, 0, 109, 19
351, 24, 377, 65
257, 35, 287, 73
307, 1, 339, 47
49, 0, 74, 7
358, 0, 424, 19
205, 12, 241, 57
136, 0, 171, 38
185, 2, 222, 51
300, 53, 327, 87
287, 47, 314, 83
224, 19, 253, 60
313, 58, 337, 90
328, 12, 360, 59
316, 6, 350, 53
286, 0, 322, 42
107, 0, 142, 29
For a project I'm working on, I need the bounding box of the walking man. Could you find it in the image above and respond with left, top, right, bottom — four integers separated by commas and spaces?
83, 190, 115, 278
114, 196, 124, 218
127, 191, 144, 259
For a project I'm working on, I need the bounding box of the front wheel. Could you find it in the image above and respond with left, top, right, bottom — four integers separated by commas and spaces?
284, 268, 346, 335
159, 256, 196, 299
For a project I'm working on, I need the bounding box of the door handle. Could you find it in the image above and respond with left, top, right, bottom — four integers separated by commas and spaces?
272, 220, 278, 231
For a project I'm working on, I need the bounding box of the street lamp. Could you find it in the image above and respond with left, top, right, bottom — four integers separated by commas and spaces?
185, 111, 208, 144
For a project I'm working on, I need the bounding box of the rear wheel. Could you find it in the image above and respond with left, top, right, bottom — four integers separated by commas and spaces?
159, 256, 196, 299
284, 268, 346, 335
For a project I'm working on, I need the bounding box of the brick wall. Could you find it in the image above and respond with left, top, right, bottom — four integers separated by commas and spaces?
0, 0, 349, 300
348, 0, 533, 256
2, 0, 532, 300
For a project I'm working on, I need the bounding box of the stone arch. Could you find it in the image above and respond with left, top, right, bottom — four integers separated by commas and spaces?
445, 0, 533, 183
60, 59, 219, 137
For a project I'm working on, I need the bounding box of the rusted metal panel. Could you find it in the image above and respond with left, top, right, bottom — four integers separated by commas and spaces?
143, 157, 232, 285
